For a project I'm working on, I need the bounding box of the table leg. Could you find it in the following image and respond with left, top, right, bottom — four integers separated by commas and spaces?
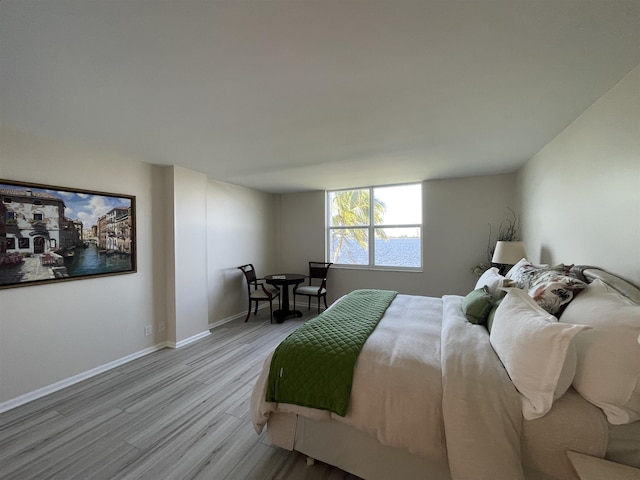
273, 284, 303, 323
281, 285, 290, 314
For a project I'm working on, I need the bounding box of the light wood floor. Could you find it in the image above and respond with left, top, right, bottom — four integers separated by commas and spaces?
0, 307, 361, 480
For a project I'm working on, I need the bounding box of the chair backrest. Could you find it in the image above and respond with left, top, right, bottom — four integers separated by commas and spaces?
238, 264, 258, 290
308, 261, 332, 285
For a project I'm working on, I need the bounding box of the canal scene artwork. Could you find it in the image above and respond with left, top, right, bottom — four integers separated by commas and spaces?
0, 179, 136, 289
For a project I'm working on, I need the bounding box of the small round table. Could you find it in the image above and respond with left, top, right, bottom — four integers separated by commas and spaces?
264, 273, 306, 323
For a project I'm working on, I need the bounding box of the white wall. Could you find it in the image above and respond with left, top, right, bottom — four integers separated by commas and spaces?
277, 191, 326, 273
422, 174, 519, 295
278, 174, 519, 301
0, 128, 167, 406
206, 179, 279, 324
165, 166, 210, 345
519, 65, 640, 286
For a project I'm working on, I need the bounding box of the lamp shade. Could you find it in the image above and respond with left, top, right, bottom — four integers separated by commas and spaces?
492, 241, 526, 265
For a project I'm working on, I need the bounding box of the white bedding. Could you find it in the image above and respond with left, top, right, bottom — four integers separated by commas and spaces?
251, 293, 610, 480
440, 295, 525, 479
252, 294, 448, 465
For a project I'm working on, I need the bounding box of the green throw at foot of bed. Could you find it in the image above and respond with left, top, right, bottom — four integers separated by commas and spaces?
266, 289, 398, 416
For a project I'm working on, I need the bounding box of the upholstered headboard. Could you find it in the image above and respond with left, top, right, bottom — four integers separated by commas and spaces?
570, 266, 640, 305
567, 265, 640, 470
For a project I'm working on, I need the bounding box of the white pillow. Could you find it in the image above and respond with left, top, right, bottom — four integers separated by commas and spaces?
561, 279, 640, 424
475, 267, 510, 300
490, 288, 589, 420
555, 342, 577, 400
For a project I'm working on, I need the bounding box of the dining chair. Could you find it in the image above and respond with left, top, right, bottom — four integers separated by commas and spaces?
238, 264, 280, 323
293, 261, 333, 314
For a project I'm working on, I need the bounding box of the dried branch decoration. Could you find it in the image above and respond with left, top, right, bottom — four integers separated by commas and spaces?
487, 207, 521, 262
471, 208, 521, 277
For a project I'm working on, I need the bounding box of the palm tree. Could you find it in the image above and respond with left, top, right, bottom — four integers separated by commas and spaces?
330, 189, 387, 263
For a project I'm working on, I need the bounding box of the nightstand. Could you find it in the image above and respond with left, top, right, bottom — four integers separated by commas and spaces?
567, 451, 640, 480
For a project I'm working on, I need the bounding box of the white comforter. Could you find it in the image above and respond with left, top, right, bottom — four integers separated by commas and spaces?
251, 294, 608, 480
252, 294, 447, 465
440, 295, 525, 479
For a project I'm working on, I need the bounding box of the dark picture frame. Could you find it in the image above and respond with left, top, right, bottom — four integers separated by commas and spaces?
0, 179, 136, 289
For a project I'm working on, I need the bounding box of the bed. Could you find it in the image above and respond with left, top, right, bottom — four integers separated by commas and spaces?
250, 264, 640, 480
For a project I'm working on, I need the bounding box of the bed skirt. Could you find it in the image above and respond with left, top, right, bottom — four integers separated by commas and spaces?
268, 412, 448, 480
266, 412, 571, 480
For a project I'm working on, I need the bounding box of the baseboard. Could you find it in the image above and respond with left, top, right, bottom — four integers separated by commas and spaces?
208, 304, 272, 330
208, 310, 247, 329
210, 304, 321, 329
0, 342, 169, 414
165, 330, 211, 349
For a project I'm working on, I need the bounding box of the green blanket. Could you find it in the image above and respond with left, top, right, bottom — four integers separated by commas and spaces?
266, 289, 398, 416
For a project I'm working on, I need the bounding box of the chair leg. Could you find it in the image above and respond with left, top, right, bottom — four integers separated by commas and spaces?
254, 301, 258, 316
308, 298, 311, 311
245, 301, 251, 322
323, 295, 328, 309
269, 301, 274, 324
317, 296, 321, 314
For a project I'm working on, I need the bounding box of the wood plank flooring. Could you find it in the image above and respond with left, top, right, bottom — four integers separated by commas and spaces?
0, 308, 361, 480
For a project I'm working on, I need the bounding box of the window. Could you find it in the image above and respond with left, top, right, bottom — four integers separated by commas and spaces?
327, 183, 422, 270
33, 213, 44, 221
6, 238, 16, 249
6, 212, 16, 221
2, 197, 11, 203
18, 238, 29, 249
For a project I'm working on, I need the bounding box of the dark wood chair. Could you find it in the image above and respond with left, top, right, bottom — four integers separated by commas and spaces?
238, 264, 280, 323
293, 261, 333, 313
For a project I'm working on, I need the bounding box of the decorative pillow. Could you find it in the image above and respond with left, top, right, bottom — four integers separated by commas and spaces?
474, 267, 513, 300
505, 258, 572, 290
505, 257, 538, 280
504, 258, 544, 288
490, 288, 589, 420
461, 286, 494, 325
528, 274, 588, 316
561, 279, 640, 424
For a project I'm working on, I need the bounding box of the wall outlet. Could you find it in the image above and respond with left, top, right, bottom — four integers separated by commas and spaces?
158, 322, 165, 332
144, 325, 152, 336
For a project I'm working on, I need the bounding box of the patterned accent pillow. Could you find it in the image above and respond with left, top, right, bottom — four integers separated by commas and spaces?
528, 274, 587, 316
506, 258, 573, 290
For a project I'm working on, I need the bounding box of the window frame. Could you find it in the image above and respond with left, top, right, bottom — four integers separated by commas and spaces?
326, 183, 423, 272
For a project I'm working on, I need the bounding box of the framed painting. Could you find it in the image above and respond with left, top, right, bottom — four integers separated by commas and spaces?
0, 179, 136, 289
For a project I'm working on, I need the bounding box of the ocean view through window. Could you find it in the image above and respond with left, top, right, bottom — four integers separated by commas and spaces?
327, 183, 422, 270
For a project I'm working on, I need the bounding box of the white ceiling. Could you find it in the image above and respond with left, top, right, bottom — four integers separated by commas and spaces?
1, 1, 638, 193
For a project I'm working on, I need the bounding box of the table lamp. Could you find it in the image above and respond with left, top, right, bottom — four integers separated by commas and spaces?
492, 241, 526, 275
